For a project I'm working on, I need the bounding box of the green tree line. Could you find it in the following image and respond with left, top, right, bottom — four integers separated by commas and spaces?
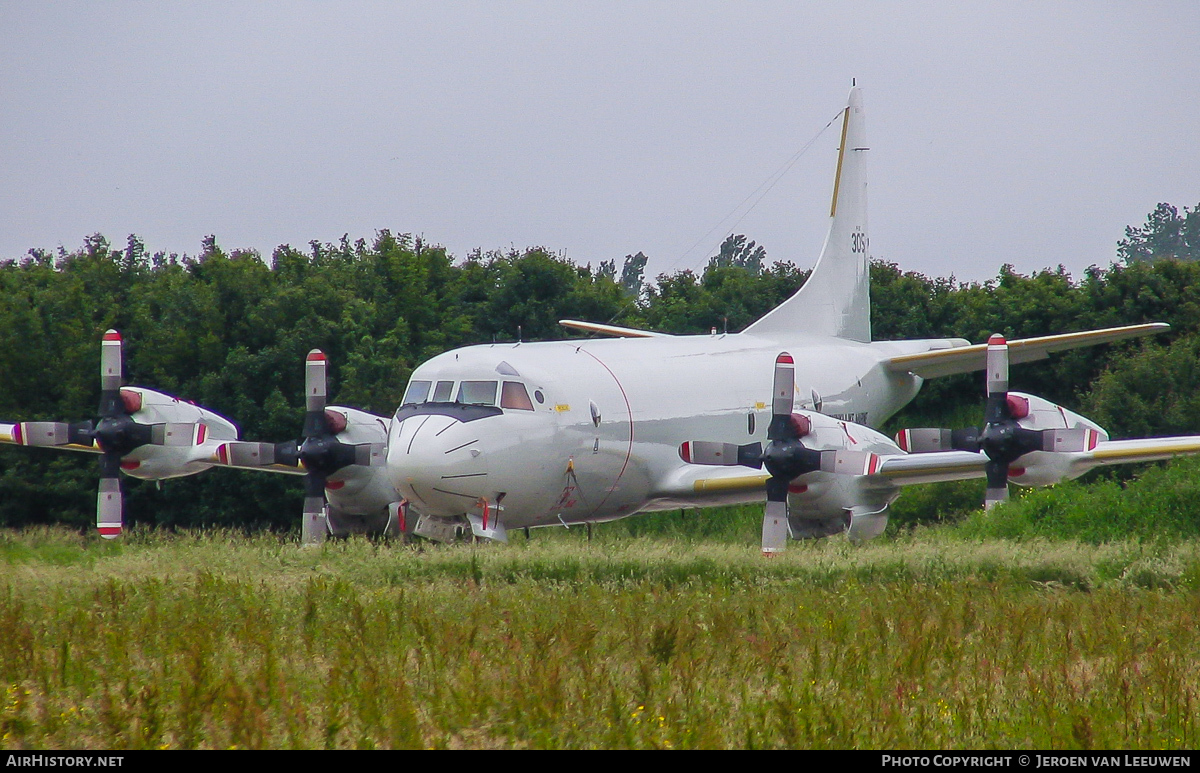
3, 210, 1200, 531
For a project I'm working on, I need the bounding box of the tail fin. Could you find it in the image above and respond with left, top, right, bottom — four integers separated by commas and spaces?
744, 86, 871, 342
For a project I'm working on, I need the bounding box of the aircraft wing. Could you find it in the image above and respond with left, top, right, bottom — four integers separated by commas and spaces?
874, 435, 1200, 487
886, 323, 1168, 379
559, 319, 672, 338
1081, 436, 1200, 467
873, 450, 987, 486
651, 433, 1200, 511
646, 464, 771, 509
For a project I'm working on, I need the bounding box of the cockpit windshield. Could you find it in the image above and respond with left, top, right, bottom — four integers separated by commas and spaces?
500, 381, 534, 410
456, 380, 498, 406
431, 380, 454, 402
401, 380, 431, 405
400, 376, 537, 412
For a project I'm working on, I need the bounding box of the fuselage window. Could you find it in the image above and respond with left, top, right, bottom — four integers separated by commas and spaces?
402, 380, 432, 405
500, 381, 535, 411
457, 380, 498, 406
432, 380, 455, 402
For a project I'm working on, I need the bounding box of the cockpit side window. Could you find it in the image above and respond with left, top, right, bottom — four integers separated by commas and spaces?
500, 381, 534, 411
431, 380, 455, 402
402, 380, 432, 405
457, 380, 498, 406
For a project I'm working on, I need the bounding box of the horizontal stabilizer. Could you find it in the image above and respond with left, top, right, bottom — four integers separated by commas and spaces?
558, 319, 671, 338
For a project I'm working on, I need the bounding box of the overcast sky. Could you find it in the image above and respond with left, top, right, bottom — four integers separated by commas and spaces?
3, 2, 1198, 284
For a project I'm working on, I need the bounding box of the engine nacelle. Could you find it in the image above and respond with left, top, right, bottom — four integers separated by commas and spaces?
322, 406, 400, 524
120, 388, 239, 481
785, 411, 901, 538
1005, 391, 1109, 487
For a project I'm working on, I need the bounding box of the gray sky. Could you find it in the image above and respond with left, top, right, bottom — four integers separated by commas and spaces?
3, 1, 1198, 284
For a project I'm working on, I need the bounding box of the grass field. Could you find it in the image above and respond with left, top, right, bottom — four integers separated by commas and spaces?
2, 524, 1199, 749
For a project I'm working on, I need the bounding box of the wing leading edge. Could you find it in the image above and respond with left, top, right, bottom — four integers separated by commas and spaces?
886, 323, 1168, 379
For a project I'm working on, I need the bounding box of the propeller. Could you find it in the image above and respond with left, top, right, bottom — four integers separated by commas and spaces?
14, 330, 205, 538
896, 334, 1098, 508
217, 350, 383, 544
679, 352, 879, 554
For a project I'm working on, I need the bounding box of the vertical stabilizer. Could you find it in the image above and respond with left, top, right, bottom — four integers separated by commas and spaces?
744, 86, 871, 342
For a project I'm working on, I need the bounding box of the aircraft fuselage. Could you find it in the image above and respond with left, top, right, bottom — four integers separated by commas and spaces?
384, 331, 940, 531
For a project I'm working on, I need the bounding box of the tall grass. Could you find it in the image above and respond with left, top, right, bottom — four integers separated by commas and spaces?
2, 527, 1200, 749
955, 456, 1200, 543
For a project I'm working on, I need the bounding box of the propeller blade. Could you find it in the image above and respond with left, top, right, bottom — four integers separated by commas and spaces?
984, 488, 1008, 509
679, 441, 741, 465
303, 350, 328, 431
819, 450, 881, 476
737, 442, 765, 469
99, 330, 124, 418
951, 428, 982, 453
100, 330, 123, 391
216, 441, 277, 466
761, 499, 789, 555
679, 441, 764, 468
97, 480, 123, 539
985, 334, 1008, 397
301, 474, 328, 546
294, 350, 378, 541
1039, 427, 1101, 453
97, 452, 123, 539
771, 352, 795, 419
17, 422, 72, 447
983, 459, 1009, 510
896, 428, 950, 453
760, 477, 792, 555
895, 427, 983, 453
95, 331, 137, 538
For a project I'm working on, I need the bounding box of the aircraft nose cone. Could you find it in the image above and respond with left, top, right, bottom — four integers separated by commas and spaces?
388, 414, 489, 515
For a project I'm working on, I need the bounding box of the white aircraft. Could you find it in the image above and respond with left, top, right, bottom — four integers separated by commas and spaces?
6, 86, 1200, 552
